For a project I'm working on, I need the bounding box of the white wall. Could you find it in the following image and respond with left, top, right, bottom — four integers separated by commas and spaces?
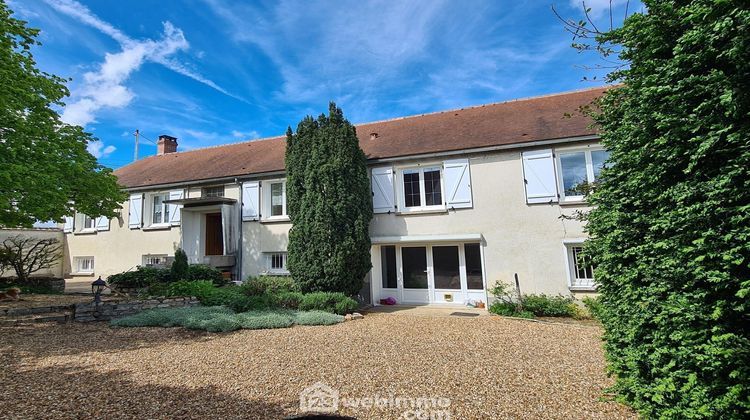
66, 142, 595, 295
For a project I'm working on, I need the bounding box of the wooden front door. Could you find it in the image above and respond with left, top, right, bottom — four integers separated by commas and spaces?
205, 213, 223, 256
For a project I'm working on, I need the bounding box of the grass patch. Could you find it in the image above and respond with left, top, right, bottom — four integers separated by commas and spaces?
111, 306, 344, 332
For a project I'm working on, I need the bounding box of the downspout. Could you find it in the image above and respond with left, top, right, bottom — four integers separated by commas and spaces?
235, 177, 243, 283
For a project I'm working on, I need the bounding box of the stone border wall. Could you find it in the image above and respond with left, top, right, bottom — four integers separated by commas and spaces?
74, 297, 200, 322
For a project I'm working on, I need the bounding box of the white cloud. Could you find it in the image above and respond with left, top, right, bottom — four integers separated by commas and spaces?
61, 22, 187, 126
231, 130, 260, 139
45, 0, 243, 127
87, 140, 116, 158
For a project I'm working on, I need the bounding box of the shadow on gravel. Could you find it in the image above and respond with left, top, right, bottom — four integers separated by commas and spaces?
0, 322, 218, 358
1, 362, 290, 418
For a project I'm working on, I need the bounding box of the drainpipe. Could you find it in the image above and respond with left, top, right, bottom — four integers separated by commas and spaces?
235, 177, 243, 283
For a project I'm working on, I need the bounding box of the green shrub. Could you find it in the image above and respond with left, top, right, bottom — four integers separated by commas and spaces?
107, 266, 172, 289
227, 294, 274, 312
242, 275, 298, 295
184, 313, 242, 332
299, 292, 357, 314
294, 310, 345, 326
166, 280, 215, 298
110, 306, 232, 328
187, 264, 226, 286
111, 307, 337, 332
581, 296, 603, 321
521, 294, 577, 317
197, 287, 243, 307
488, 301, 534, 319
235, 311, 295, 329
171, 249, 189, 281
272, 291, 304, 309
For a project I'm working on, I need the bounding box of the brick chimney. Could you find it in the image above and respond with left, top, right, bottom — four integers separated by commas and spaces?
157, 135, 178, 155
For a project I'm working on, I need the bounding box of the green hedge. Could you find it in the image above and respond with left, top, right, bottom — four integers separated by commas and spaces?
298, 291, 358, 315
107, 264, 226, 289
242, 275, 298, 295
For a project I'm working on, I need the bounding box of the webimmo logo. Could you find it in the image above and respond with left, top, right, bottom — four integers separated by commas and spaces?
299, 382, 340, 413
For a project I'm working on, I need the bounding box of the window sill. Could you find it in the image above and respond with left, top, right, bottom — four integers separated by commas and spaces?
261, 271, 290, 276
143, 224, 172, 231
396, 208, 448, 216
73, 229, 97, 235
71, 272, 95, 277
260, 217, 290, 224
559, 198, 590, 207
569, 285, 597, 292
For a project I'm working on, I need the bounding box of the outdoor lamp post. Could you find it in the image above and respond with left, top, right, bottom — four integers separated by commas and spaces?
91, 276, 106, 304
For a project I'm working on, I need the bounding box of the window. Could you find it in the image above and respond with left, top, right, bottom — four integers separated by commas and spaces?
380, 245, 397, 289
566, 244, 596, 289
75, 257, 94, 274
202, 186, 225, 198
82, 215, 95, 230
142, 254, 168, 267
263, 180, 288, 219
270, 182, 285, 216
400, 167, 443, 211
464, 243, 484, 290
557, 148, 610, 201
151, 193, 170, 224
266, 252, 288, 274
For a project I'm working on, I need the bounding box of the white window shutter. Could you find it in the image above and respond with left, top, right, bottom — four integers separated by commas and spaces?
522, 149, 559, 204
95, 216, 110, 231
63, 215, 74, 233
371, 167, 395, 213
169, 189, 184, 225
129, 193, 143, 229
443, 159, 473, 209
242, 181, 260, 221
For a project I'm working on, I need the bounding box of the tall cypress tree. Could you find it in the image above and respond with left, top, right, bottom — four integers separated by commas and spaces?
285, 103, 373, 296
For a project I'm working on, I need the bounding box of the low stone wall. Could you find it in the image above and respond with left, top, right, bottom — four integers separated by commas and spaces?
74, 297, 200, 322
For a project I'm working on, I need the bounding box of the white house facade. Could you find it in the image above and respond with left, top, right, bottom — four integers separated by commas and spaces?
62, 87, 608, 306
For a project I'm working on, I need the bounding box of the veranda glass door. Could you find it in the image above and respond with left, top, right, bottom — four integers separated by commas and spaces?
401, 246, 429, 303
431, 245, 463, 304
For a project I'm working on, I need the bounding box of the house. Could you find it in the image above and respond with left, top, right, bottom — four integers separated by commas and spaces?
62, 87, 608, 306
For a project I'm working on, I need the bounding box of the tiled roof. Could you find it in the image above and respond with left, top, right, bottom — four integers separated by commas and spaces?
114, 87, 605, 188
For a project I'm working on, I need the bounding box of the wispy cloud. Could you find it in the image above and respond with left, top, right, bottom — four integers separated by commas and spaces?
44, 0, 244, 126
203, 1, 570, 122
87, 140, 116, 158
231, 130, 260, 140
60, 21, 187, 126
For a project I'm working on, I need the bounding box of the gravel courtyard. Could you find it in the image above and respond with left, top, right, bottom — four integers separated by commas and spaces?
1, 313, 634, 419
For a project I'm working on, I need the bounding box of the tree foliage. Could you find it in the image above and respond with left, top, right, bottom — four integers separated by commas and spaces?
170, 248, 189, 281
580, 1, 750, 417
285, 103, 373, 296
0, 0, 124, 228
0, 234, 62, 283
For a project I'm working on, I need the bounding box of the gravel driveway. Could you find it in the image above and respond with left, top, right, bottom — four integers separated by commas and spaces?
1, 313, 634, 419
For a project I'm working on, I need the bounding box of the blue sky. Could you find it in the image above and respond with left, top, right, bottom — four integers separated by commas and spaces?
10, 0, 637, 169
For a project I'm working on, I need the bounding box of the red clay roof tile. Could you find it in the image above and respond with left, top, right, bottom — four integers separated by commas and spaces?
114, 87, 605, 188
